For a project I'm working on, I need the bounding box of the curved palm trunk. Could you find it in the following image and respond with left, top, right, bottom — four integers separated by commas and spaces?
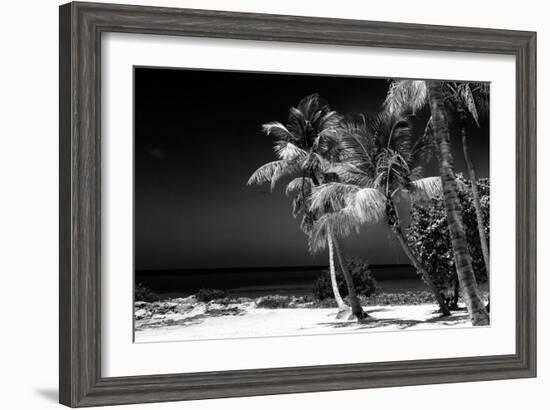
459, 112, 490, 311
388, 212, 451, 316
452, 277, 460, 310
332, 237, 366, 320
327, 229, 346, 311
427, 81, 489, 326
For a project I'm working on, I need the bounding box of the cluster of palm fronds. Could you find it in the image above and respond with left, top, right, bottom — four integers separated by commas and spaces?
247, 80, 490, 325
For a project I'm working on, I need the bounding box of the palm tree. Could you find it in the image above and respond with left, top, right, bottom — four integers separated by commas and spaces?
387, 81, 491, 288
385, 80, 489, 325
445, 82, 491, 308
308, 112, 451, 316
247, 94, 364, 320
426, 81, 489, 325
307, 184, 381, 319
285, 177, 347, 315
304, 177, 368, 320
310, 218, 366, 319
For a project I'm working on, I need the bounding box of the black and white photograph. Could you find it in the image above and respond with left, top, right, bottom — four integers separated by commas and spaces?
133, 67, 491, 342
0, 0, 543, 408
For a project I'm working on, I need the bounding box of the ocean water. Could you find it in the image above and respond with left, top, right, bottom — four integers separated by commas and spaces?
135, 265, 426, 298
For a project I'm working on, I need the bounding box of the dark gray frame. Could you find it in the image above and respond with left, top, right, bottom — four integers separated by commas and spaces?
59, 1, 536, 407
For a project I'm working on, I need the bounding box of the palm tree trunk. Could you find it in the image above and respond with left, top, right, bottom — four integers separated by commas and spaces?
459, 112, 490, 311
427, 81, 489, 326
332, 236, 366, 320
452, 277, 460, 310
327, 228, 346, 310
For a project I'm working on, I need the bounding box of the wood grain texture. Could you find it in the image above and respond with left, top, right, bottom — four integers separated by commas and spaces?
59, 1, 537, 407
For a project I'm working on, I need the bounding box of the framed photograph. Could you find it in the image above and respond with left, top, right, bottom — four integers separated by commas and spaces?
59, 1, 536, 407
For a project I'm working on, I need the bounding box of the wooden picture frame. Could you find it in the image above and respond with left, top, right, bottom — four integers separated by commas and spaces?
59, 1, 536, 407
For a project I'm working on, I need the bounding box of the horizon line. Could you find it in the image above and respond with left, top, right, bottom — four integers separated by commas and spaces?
135, 264, 414, 275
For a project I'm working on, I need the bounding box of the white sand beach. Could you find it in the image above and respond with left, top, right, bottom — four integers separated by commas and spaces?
134, 302, 472, 343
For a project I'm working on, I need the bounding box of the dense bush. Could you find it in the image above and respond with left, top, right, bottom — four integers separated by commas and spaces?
406, 176, 489, 305
256, 295, 292, 308
196, 288, 227, 302
312, 256, 377, 301
135, 283, 159, 303
369, 291, 436, 306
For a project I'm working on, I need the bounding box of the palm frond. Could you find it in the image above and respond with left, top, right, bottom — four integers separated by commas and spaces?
285, 177, 313, 197
298, 93, 328, 120
299, 211, 315, 235
406, 176, 443, 202
384, 80, 427, 116
459, 83, 480, 127
287, 107, 306, 138
409, 120, 435, 166
326, 162, 372, 185
274, 141, 308, 160
292, 190, 310, 218
337, 120, 376, 173
318, 111, 342, 135
247, 160, 300, 191
471, 82, 490, 124
262, 122, 294, 140
308, 210, 361, 253
386, 118, 413, 152
365, 112, 414, 164
409, 165, 425, 182
352, 187, 386, 223
309, 182, 359, 213
308, 188, 385, 253
303, 152, 331, 175
374, 150, 410, 193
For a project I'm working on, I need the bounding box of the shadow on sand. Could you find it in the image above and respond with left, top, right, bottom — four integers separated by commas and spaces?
317, 317, 423, 330
317, 310, 469, 331
136, 306, 247, 331
424, 312, 471, 325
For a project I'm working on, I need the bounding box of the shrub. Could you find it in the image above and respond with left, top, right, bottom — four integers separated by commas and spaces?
135, 283, 159, 303
312, 256, 377, 301
196, 288, 227, 302
256, 295, 291, 309
369, 291, 436, 306
216, 296, 254, 306
406, 176, 489, 304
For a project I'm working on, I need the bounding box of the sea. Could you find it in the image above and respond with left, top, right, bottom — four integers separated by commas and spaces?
135, 265, 427, 298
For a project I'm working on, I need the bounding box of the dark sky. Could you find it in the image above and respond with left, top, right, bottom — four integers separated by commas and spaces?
134, 67, 489, 271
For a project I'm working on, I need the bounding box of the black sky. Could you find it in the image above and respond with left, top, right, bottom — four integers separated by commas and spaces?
134, 67, 489, 271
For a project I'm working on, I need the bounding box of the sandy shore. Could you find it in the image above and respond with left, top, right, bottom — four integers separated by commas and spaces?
134, 303, 472, 343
